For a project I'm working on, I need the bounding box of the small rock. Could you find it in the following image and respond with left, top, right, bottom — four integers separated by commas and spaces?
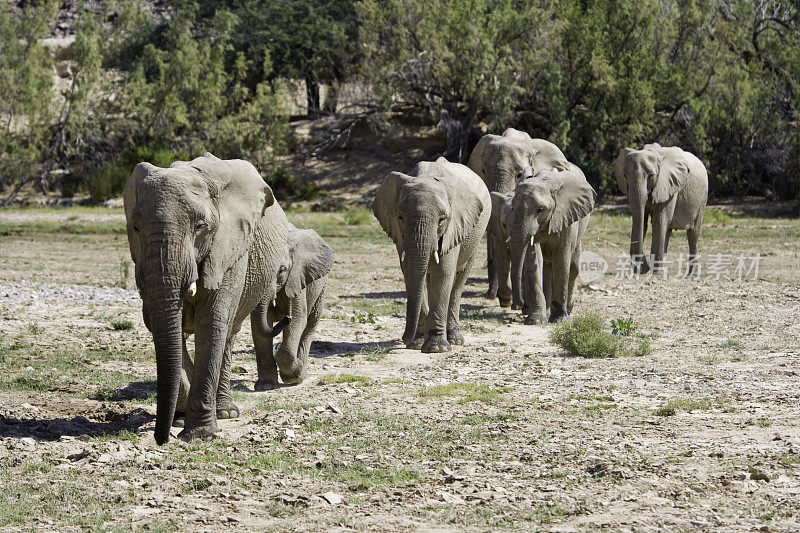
18, 437, 36, 449
748, 466, 770, 482
326, 402, 342, 414
279, 428, 295, 441
321, 492, 343, 505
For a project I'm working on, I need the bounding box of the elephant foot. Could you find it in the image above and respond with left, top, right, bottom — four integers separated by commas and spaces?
499, 298, 512, 308
524, 314, 546, 325
172, 412, 185, 428
447, 328, 465, 346
421, 334, 451, 353
485, 289, 498, 300
406, 335, 425, 350
216, 400, 240, 420
279, 371, 305, 386
177, 426, 217, 443
254, 379, 278, 391
511, 303, 521, 311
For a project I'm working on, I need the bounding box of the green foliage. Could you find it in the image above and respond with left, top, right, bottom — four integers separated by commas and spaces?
654, 397, 727, 417
610, 317, 639, 337
87, 145, 192, 201
350, 310, 376, 324
343, 208, 372, 226
549, 313, 652, 358
110, 319, 134, 331
265, 166, 319, 201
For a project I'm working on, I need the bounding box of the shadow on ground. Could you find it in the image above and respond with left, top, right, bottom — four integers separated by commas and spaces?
0, 408, 154, 441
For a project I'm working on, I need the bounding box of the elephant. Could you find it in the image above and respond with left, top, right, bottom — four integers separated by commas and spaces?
373, 157, 491, 353
252, 224, 334, 391
614, 143, 708, 274
510, 164, 596, 324
124, 152, 290, 444
468, 128, 569, 307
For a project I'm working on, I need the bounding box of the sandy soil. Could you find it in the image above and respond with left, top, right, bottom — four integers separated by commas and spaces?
0, 204, 799, 531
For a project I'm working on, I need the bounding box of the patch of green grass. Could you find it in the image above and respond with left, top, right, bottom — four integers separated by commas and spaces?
779, 453, 800, 466
703, 209, 733, 225
755, 418, 772, 428
425, 502, 565, 528
0, 220, 126, 236
317, 373, 372, 386
654, 397, 729, 417
343, 207, 373, 226
26, 323, 45, 335
610, 317, 639, 336
110, 319, 133, 331
549, 313, 652, 358
419, 382, 511, 404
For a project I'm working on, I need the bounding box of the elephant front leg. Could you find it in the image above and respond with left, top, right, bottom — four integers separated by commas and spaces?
173, 335, 195, 427
549, 241, 574, 322
650, 206, 672, 276
253, 303, 279, 391
422, 251, 457, 353
215, 334, 240, 420
180, 261, 247, 442
493, 239, 512, 308
446, 256, 475, 346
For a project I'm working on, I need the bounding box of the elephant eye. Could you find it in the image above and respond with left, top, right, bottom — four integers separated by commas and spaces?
537, 207, 544, 214
195, 220, 207, 232
133, 225, 140, 233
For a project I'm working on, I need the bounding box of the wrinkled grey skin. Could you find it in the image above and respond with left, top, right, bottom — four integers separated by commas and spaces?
468, 128, 569, 306
614, 143, 708, 274
124, 153, 289, 444
510, 164, 595, 324
253, 225, 334, 391
373, 157, 491, 353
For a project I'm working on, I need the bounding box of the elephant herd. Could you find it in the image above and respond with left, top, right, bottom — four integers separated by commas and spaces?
124, 132, 708, 444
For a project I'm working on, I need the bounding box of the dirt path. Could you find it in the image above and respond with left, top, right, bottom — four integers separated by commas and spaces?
0, 208, 799, 531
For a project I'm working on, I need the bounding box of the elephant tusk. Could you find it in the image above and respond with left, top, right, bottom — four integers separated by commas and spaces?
401, 250, 405, 262
530, 235, 534, 246
187, 282, 196, 297
434, 250, 440, 264
271, 299, 276, 307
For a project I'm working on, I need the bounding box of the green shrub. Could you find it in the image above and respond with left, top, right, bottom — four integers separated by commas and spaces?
343, 208, 372, 226
110, 319, 134, 331
266, 166, 318, 200
88, 146, 192, 202
610, 317, 639, 337
549, 313, 652, 358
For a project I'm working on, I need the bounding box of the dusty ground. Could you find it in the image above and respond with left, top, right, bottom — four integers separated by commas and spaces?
0, 204, 799, 531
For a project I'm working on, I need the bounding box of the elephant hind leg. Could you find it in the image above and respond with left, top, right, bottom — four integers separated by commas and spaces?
446, 257, 475, 346
664, 228, 673, 254
253, 305, 278, 391
687, 215, 702, 274
486, 237, 498, 299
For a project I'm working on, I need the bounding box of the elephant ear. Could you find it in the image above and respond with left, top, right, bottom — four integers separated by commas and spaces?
651, 147, 689, 204
548, 167, 596, 234
124, 162, 158, 272
614, 148, 635, 195
193, 153, 275, 290
528, 139, 570, 172
284, 228, 334, 299
467, 136, 489, 179
440, 176, 486, 255
372, 171, 407, 245
489, 191, 508, 240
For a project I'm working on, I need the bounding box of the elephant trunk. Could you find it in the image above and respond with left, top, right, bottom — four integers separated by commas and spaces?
253, 313, 291, 338
149, 297, 183, 445
628, 184, 648, 262
510, 215, 537, 309
401, 217, 434, 346
140, 232, 196, 445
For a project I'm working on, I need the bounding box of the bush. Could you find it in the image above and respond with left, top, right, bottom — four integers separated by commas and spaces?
265, 166, 318, 201
549, 313, 652, 358
88, 146, 192, 202
343, 208, 372, 226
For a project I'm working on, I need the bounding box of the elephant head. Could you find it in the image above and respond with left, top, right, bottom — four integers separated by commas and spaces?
614, 144, 691, 261
373, 168, 484, 346
510, 165, 595, 306
489, 191, 515, 246
124, 152, 274, 445
468, 128, 570, 193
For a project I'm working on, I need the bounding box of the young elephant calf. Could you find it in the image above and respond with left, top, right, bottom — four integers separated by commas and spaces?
510, 164, 595, 324
252, 225, 334, 391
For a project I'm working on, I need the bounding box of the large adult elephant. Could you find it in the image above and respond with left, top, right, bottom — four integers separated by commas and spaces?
510, 164, 595, 324
124, 153, 290, 444
468, 128, 569, 306
373, 157, 491, 353
614, 143, 708, 274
